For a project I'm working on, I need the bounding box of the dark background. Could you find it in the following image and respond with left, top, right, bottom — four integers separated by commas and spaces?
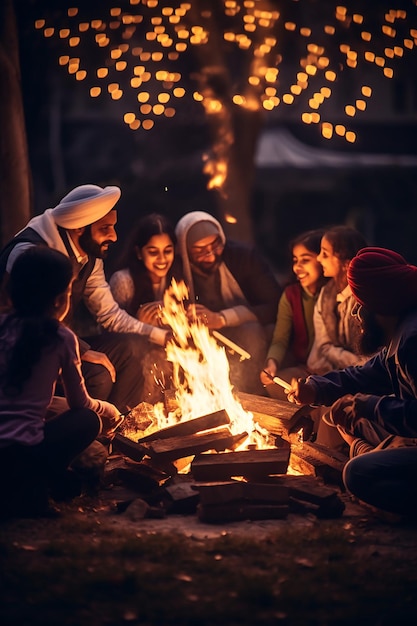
14, 0, 417, 277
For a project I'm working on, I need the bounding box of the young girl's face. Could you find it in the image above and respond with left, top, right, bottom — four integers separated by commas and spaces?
292, 243, 323, 295
137, 233, 175, 284
317, 236, 345, 279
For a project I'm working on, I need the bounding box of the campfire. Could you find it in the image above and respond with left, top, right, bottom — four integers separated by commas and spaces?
121, 279, 273, 449
109, 280, 346, 522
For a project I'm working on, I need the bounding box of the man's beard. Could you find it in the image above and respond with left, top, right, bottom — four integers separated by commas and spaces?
355, 308, 386, 356
78, 228, 112, 259
191, 253, 223, 275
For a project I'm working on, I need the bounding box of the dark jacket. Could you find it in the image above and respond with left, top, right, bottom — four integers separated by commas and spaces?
307, 310, 417, 437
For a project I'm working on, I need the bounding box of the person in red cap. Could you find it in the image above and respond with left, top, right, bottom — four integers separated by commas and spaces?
286, 246, 417, 518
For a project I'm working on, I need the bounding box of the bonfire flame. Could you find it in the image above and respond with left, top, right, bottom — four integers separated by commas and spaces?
124, 279, 273, 449
162, 280, 255, 440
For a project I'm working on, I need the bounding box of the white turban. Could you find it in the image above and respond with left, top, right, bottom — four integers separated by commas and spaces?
51, 184, 121, 229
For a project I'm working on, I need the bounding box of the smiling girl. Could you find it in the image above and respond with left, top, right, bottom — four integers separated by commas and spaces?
261, 229, 326, 399
307, 225, 369, 375
109, 213, 183, 325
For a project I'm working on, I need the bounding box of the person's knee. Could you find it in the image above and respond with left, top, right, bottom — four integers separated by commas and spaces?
115, 333, 147, 364
343, 457, 363, 496
82, 363, 113, 401
82, 408, 102, 441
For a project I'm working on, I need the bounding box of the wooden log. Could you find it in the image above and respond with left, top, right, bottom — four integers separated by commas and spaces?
289, 443, 346, 486
161, 479, 200, 514
264, 474, 345, 517
300, 441, 348, 474
196, 481, 289, 505
140, 427, 242, 462
289, 449, 331, 480
137, 409, 230, 443
235, 391, 308, 439
197, 502, 289, 523
279, 474, 341, 505
103, 455, 172, 492
191, 448, 290, 481
112, 433, 147, 462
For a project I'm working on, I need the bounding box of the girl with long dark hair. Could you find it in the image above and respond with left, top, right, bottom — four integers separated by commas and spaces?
0, 247, 120, 518
109, 213, 183, 325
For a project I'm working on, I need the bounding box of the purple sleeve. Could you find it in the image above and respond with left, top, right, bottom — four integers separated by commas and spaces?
58, 326, 100, 413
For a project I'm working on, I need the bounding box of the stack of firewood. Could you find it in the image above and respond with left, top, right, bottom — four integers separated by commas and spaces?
104, 393, 347, 523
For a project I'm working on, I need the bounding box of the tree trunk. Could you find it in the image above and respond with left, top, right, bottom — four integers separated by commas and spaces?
185, 0, 278, 243
215, 106, 263, 243
0, 0, 31, 246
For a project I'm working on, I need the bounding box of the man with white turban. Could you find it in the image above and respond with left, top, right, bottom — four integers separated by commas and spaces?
286, 247, 417, 518
0, 184, 168, 413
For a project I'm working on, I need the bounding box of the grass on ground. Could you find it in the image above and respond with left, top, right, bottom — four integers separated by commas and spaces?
1, 502, 417, 626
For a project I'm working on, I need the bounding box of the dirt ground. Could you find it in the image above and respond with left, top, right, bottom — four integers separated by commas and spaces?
2, 478, 417, 626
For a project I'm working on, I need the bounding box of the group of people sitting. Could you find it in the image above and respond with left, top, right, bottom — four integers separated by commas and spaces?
0, 182, 416, 521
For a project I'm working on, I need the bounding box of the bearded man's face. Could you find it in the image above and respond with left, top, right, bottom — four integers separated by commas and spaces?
188, 234, 224, 274
353, 304, 386, 356
78, 210, 117, 259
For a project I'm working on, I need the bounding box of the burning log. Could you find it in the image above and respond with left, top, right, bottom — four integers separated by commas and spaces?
235, 391, 309, 440
289, 441, 348, 486
191, 448, 290, 482
112, 433, 147, 462
139, 427, 247, 463
290, 441, 348, 486
114, 410, 234, 462
137, 409, 231, 443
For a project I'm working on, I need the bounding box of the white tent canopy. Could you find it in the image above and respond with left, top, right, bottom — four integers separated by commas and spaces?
255, 127, 417, 169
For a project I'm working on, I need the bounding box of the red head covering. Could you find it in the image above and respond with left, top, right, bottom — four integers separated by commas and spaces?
347, 247, 417, 315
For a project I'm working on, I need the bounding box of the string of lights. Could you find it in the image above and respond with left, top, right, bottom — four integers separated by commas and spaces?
33, 0, 417, 145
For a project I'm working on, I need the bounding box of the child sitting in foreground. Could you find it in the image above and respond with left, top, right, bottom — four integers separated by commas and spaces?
0, 247, 121, 519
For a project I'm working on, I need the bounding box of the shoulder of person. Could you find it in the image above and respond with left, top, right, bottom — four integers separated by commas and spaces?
223, 240, 270, 265
284, 282, 302, 298
109, 268, 132, 284
57, 323, 78, 346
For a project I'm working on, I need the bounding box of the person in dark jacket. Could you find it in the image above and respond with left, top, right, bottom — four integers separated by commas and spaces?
287, 247, 417, 517
175, 211, 282, 394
